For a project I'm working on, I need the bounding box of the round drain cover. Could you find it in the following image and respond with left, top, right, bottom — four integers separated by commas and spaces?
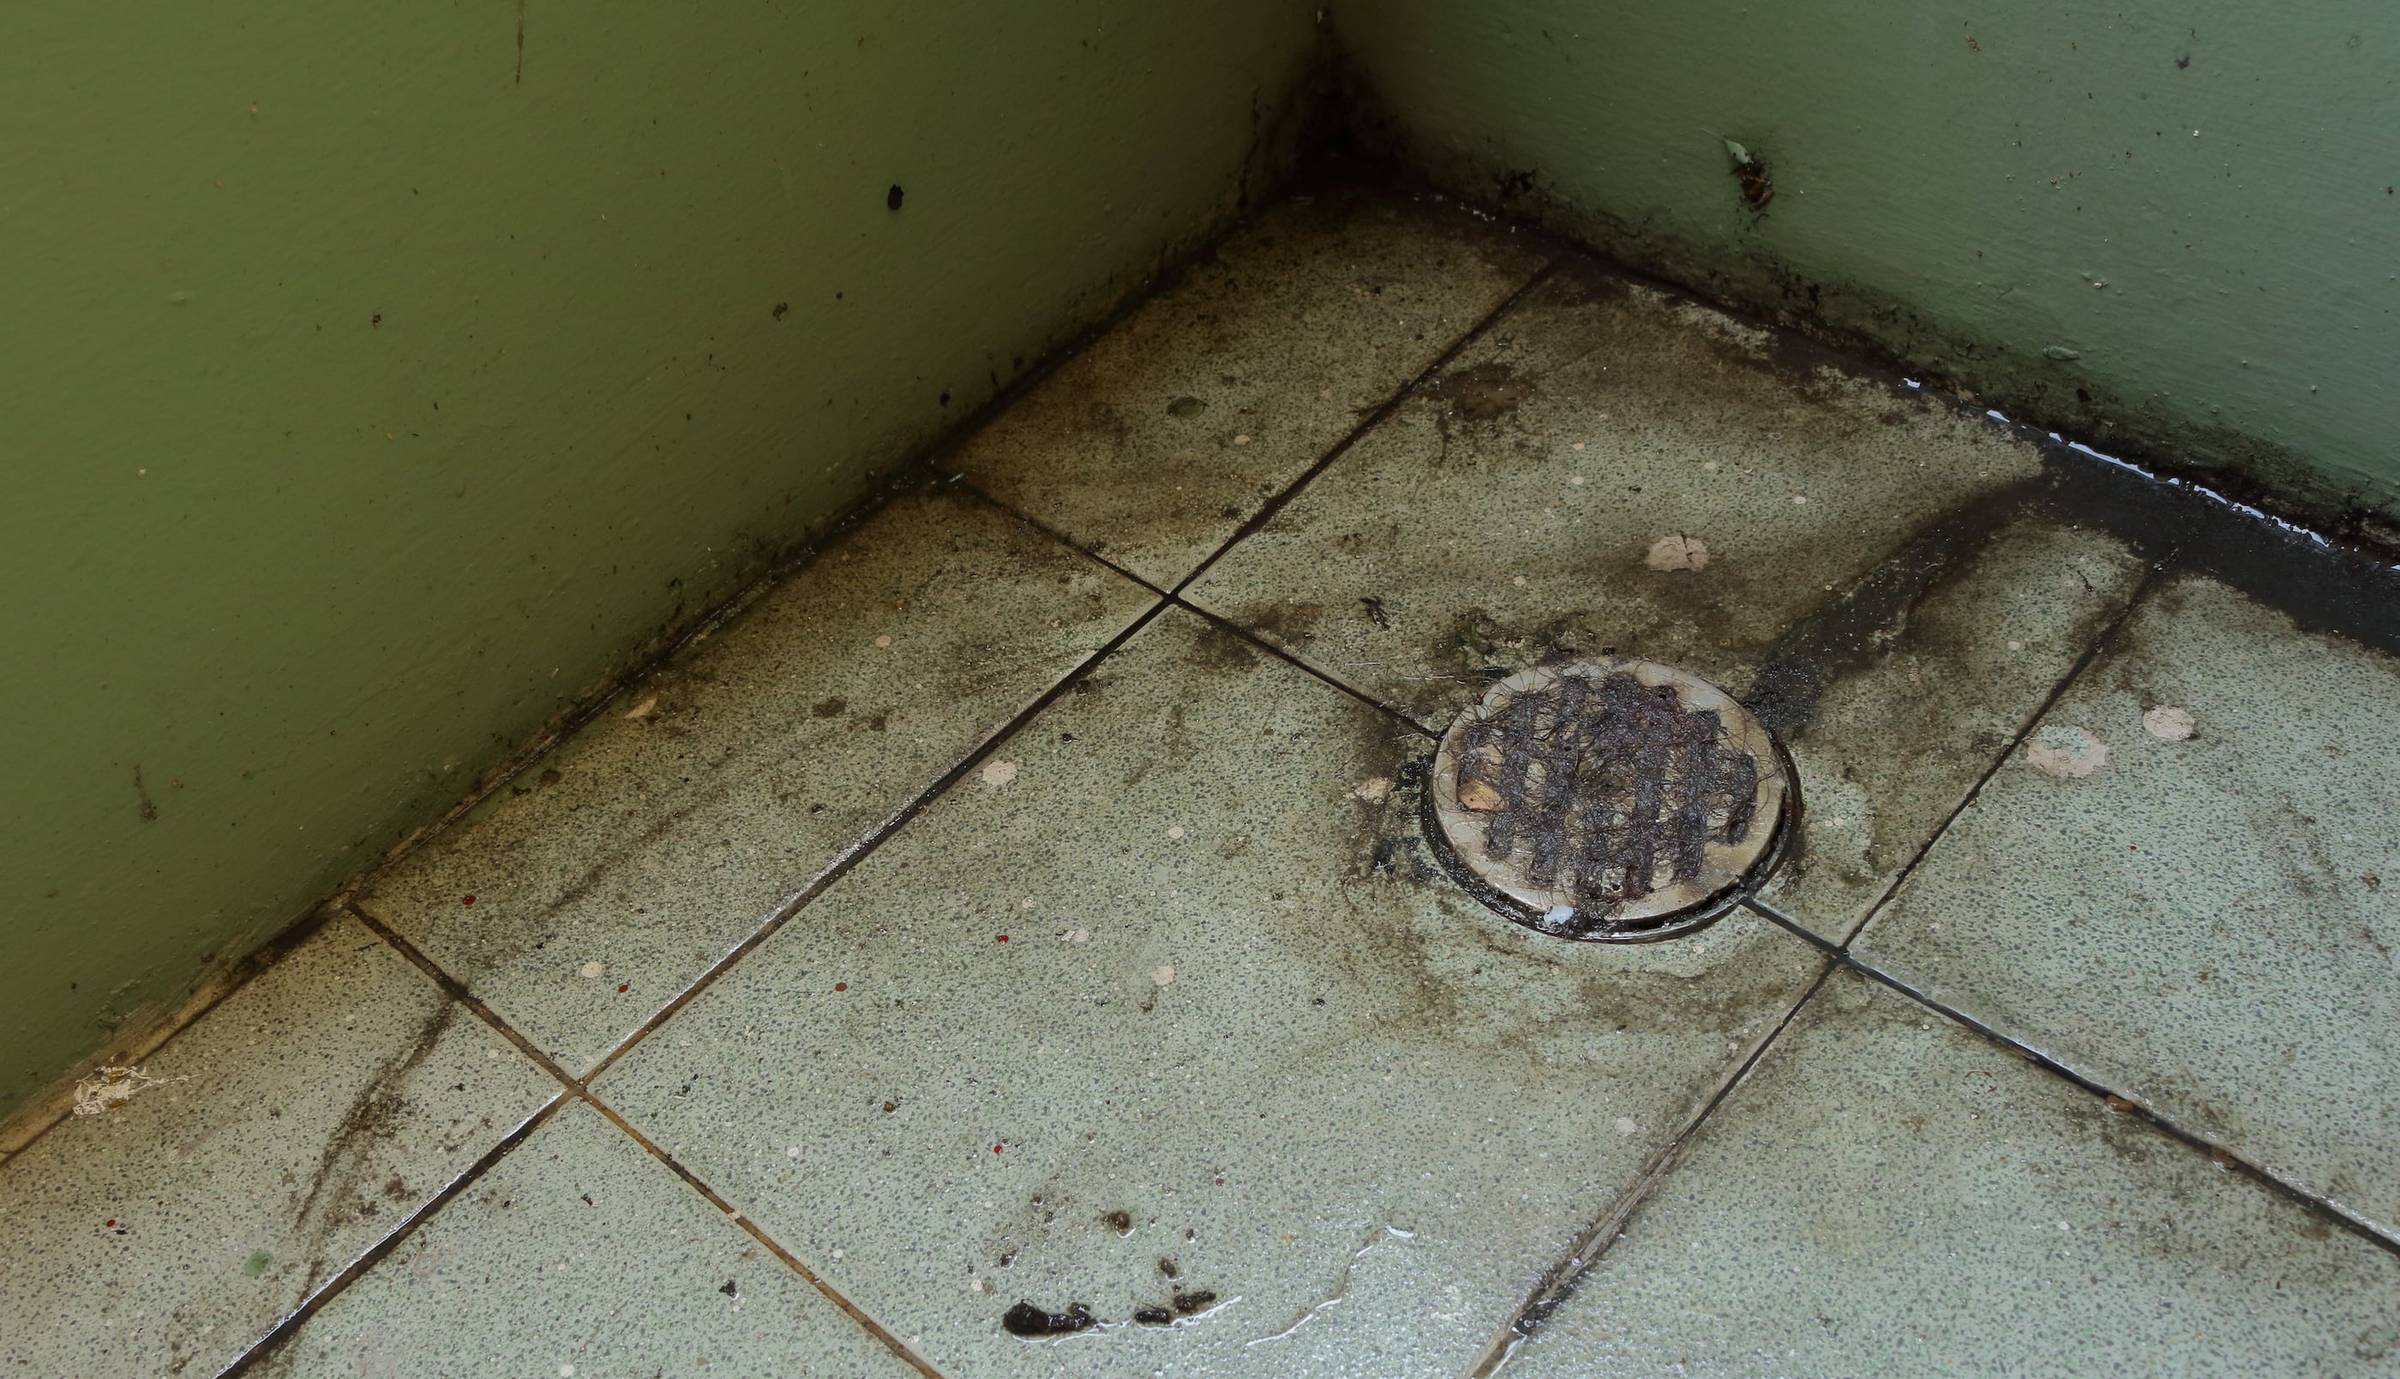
1425, 659, 1790, 941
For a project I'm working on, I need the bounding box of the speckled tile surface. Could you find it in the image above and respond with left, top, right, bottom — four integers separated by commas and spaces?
1501, 969, 2400, 1379
252, 1102, 920, 1379
0, 913, 556, 1379
599, 609, 1826, 1379
361, 487, 1153, 1075
1184, 262, 2149, 947
951, 181, 1550, 589
1855, 573, 2400, 1238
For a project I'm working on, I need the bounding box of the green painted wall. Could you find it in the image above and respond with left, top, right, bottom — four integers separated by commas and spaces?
1337, 1, 2400, 521
1, 2, 1318, 1114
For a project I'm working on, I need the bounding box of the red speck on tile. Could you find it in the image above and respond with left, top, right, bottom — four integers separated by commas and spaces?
834, 982, 848, 992
461, 895, 475, 905
996, 934, 1009, 944
104, 1219, 117, 1229
616, 983, 629, 993
992, 1143, 1004, 1154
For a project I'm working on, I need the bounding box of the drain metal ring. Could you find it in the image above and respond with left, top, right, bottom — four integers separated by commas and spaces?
1425, 659, 1791, 942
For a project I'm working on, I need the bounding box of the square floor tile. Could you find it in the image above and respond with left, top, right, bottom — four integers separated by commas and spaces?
361, 487, 1153, 1075
1187, 263, 2142, 941
1855, 573, 2400, 1237
1502, 969, 2400, 1378
600, 608, 1824, 1379
0, 914, 556, 1379
951, 181, 1550, 588
253, 1102, 919, 1378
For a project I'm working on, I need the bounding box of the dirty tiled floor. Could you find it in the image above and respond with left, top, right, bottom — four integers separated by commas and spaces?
7, 178, 2399, 1379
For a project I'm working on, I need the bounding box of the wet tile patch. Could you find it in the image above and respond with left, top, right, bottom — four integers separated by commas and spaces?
1186, 262, 2139, 944
252, 1103, 919, 1378
1856, 574, 2400, 1237
952, 183, 1550, 588
0, 914, 555, 1379
601, 609, 1824, 1379
362, 487, 1152, 1075
1502, 970, 2400, 1378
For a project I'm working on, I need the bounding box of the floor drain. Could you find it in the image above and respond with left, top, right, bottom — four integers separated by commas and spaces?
1424, 659, 1792, 941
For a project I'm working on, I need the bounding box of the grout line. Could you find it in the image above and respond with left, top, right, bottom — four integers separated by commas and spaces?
1464, 956, 1841, 1377
1737, 895, 1840, 956
580, 1093, 952, 1379
952, 256, 1567, 749
954, 472, 1442, 741
548, 261, 1568, 1091
312, 503, 1181, 1379
578, 596, 1175, 1084
350, 903, 587, 1092
1739, 896, 2400, 1261
1167, 595, 1439, 738
1846, 950, 2400, 1259
216, 1090, 575, 1378
290, 908, 955, 1378
1168, 258, 1561, 598
947, 476, 1173, 599
1827, 554, 2178, 948
0, 906, 346, 1160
